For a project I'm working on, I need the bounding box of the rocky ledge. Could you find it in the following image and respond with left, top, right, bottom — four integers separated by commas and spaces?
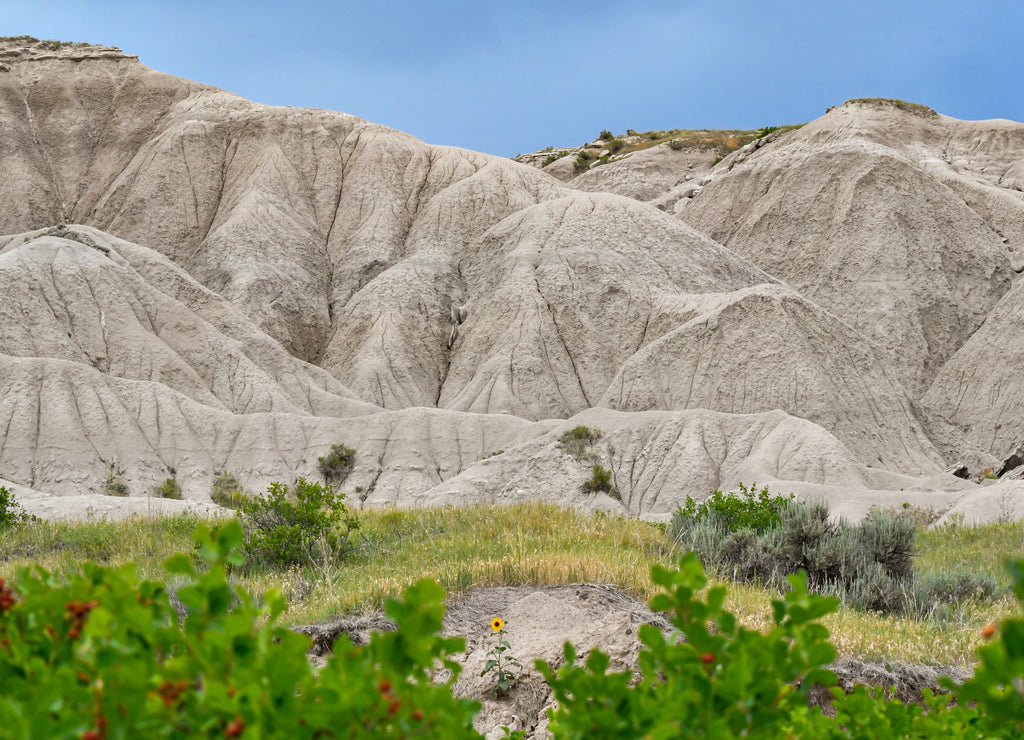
0, 36, 135, 66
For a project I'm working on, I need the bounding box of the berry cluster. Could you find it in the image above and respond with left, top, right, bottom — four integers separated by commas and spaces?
0, 577, 16, 613
64, 599, 99, 640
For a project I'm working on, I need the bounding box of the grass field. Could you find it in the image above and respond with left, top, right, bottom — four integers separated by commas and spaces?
1, 502, 1019, 667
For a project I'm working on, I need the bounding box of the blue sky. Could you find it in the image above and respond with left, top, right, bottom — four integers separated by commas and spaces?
5, 1, 1023, 156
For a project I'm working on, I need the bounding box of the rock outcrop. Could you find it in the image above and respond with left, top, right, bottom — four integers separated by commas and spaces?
1, 42, 1020, 521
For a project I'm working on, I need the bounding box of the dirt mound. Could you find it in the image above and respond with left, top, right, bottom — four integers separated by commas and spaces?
294, 583, 972, 739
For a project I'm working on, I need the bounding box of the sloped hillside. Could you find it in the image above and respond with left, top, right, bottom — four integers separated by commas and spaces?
1, 39, 1018, 519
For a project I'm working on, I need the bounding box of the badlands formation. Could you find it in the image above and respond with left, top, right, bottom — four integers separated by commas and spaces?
2, 38, 1024, 523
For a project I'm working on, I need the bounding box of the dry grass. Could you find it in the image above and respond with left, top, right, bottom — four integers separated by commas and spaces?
0, 503, 1019, 667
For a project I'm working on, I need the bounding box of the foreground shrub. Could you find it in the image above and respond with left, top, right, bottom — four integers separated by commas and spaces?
241, 478, 358, 567
541, 554, 839, 738
0, 521, 480, 739
540, 553, 1024, 739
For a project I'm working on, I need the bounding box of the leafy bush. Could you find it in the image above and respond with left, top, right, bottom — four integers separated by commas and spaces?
672, 483, 791, 535
318, 443, 355, 484
558, 425, 601, 460
669, 486, 980, 616
0, 485, 33, 529
210, 470, 245, 509
0, 521, 481, 738
584, 464, 613, 494
608, 138, 626, 153
598, 129, 614, 140
540, 552, 1024, 738
240, 478, 359, 568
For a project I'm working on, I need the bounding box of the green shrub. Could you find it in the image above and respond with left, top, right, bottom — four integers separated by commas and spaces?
668, 138, 685, 150
598, 129, 614, 140
558, 425, 601, 460
211, 470, 245, 509
0, 485, 33, 529
541, 553, 1024, 738
584, 464, 613, 494
669, 486, 972, 617
154, 475, 181, 499
240, 478, 359, 568
318, 443, 355, 484
672, 483, 791, 535
573, 152, 593, 174
609, 138, 626, 153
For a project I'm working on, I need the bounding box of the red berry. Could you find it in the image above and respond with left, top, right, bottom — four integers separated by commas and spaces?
69, 627, 81, 640
701, 652, 715, 664
224, 716, 245, 737
378, 679, 392, 694
81, 731, 102, 740
412, 709, 424, 721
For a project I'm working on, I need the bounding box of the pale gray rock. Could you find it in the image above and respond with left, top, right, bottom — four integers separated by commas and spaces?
680, 101, 1024, 398
1, 42, 1019, 522
923, 276, 1024, 457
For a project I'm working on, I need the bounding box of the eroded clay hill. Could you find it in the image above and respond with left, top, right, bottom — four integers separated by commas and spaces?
1, 39, 1021, 521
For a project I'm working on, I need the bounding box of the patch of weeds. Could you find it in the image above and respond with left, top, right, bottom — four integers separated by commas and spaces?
211, 470, 245, 509
318, 443, 355, 485
584, 464, 614, 494
542, 151, 569, 167
573, 151, 594, 174
558, 425, 601, 460
154, 471, 181, 500
846, 98, 937, 117
598, 129, 614, 141
104, 464, 129, 497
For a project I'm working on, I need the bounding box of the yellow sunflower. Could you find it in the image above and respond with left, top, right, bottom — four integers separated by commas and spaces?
490, 618, 504, 632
